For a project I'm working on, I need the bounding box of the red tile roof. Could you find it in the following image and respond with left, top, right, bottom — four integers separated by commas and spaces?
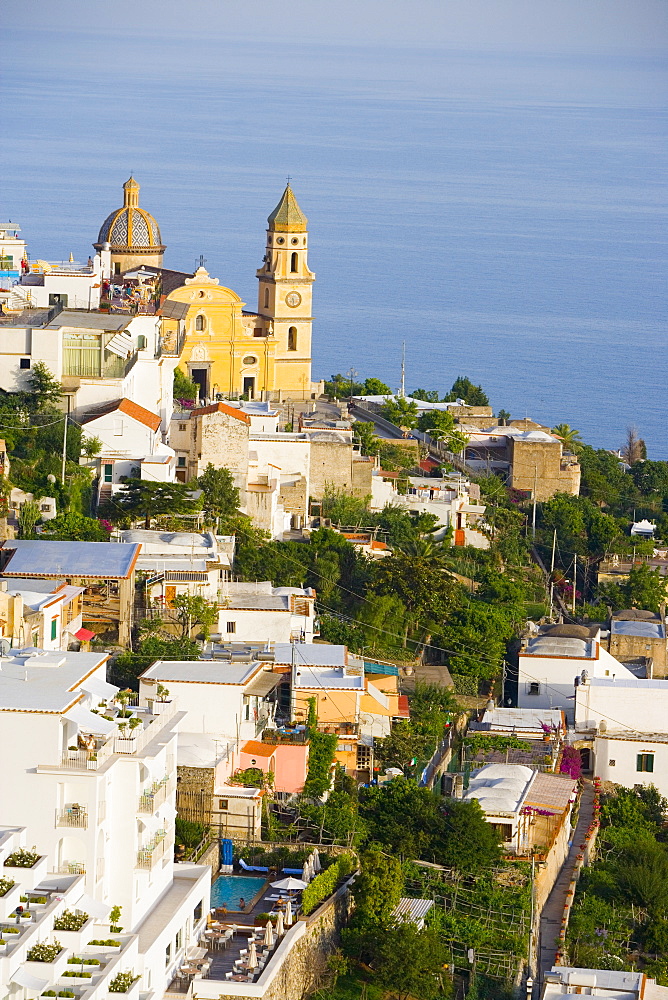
81, 398, 161, 432
191, 402, 251, 424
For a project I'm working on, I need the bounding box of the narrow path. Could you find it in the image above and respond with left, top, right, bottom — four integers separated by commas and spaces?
538, 779, 595, 985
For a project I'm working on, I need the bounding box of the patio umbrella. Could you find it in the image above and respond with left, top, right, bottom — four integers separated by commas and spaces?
301, 861, 311, 883
247, 940, 258, 971
284, 899, 293, 927
270, 876, 307, 891
264, 920, 274, 948
312, 849, 321, 873
276, 910, 284, 936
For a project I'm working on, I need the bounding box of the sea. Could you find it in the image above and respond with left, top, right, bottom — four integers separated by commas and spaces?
3, 30, 667, 456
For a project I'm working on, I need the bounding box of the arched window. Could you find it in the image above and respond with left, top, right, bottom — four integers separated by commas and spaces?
195, 314, 206, 332
264, 288, 269, 308
288, 327, 297, 351
290, 252, 298, 273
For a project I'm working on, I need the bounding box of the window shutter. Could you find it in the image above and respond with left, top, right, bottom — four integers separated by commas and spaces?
637, 754, 643, 771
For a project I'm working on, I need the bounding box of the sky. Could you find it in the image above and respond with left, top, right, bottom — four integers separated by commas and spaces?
6, 0, 668, 55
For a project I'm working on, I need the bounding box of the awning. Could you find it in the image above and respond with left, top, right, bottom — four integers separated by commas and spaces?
245, 670, 281, 697
11, 970, 49, 990
79, 674, 118, 701
65, 704, 116, 736
75, 627, 96, 642
74, 892, 111, 918
105, 331, 134, 358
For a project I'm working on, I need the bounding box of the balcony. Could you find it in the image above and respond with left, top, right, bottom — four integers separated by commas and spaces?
56, 861, 86, 875
138, 776, 173, 813
136, 829, 170, 870
57, 805, 88, 829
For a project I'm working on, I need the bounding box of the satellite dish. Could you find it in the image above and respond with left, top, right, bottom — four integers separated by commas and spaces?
0, 639, 10, 656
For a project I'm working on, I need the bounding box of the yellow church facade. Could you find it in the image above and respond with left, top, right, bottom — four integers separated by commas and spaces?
162, 185, 322, 400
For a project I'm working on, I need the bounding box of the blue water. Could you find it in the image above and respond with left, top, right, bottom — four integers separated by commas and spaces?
210, 875, 267, 911
3, 28, 666, 455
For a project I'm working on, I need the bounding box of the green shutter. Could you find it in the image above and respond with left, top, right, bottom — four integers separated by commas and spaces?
646, 754, 654, 773
637, 754, 643, 771
51, 618, 58, 641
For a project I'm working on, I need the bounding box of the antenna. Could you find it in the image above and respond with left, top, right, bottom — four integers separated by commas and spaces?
400, 341, 406, 398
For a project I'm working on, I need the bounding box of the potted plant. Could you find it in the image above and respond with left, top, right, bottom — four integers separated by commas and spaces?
151, 685, 171, 715
109, 906, 123, 934
26, 940, 67, 979
108, 971, 139, 994
0, 877, 21, 920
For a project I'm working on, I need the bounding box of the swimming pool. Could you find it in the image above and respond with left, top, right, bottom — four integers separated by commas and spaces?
210, 874, 267, 911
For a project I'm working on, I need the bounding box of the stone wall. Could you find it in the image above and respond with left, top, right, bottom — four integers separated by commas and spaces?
608, 631, 667, 676
510, 438, 581, 500
280, 477, 308, 519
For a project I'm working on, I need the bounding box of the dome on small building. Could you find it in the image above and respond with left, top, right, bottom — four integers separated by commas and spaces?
540, 624, 594, 640
94, 177, 165, 274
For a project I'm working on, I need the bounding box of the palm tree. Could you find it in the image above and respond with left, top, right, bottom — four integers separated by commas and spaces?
552, 423, 582, 452
396, 536, 450, 568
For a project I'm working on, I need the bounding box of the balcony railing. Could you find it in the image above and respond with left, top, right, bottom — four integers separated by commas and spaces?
57, 806, 88, 828
136, 829, 170, 870
57, 861, 86, 875
138, 776, 174, 813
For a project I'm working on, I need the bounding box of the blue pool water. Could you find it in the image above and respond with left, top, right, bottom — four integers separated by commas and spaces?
210, 875, 267, 911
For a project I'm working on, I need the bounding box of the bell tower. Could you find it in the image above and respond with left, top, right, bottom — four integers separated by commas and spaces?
256, 183, 315, 397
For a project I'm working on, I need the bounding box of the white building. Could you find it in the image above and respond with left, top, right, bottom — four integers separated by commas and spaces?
8, 252, 111, 312
518, 624, 637, 722
541, 966, 668, 998
0, 649, 210, 997
2, 578, 85, 651
215, 582, 317, 643
0, 311, 177, 436
121, 529, 233, 606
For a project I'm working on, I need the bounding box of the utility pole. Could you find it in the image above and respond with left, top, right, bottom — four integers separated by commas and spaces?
531, 467, 538, 541
549, 529, 557, 617
60, 413, 68, 484
400, 341, 405, 398
572, 553, 577, 615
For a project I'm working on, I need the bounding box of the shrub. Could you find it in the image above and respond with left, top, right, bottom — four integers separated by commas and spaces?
61, 971, 92, 979
0, 878, 15, 897
109, 972, 138, 993
54, 909, 89, 931
27, 941, 62, 962
88, 939, 121, 947
301, 852, 355, 916
303, 731, 338, 798
4, 848, 40, 868
67, 958, 99, 966
59, 993, 75, 998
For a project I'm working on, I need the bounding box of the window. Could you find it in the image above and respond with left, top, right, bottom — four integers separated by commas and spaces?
177, 456, 186, 467
264, 288, 269, 308
41, 504, 50, 512
254, 327, 263, 338
0, 255, 13, 271
243, 355, 257, 365
20, 358, 31, 369
195, 314, 206, 332
637, 753, 654, 773
288, 327, 297, 351
226, 621, 236, 634
290, 252, 298, 273
193, 901, 203, 922
179, 423, 187, 432
609, 760, 616, 766
137, 334, 147, 349
114, 262, 121, 276
175, 929, 182, 952
165, 943, 171, 968
527, 681, 541, 696
113, 418, 123, 436
103, 463, 113, 483
218, 799, 228, 811
51, 618, 58, 641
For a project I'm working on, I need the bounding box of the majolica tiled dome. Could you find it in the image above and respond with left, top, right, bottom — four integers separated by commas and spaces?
94, 177, 165, 253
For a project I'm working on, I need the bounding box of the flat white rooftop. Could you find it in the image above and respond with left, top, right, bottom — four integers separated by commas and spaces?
1, 539, 141, 579
141, 659, 267, 686
0, 649, 109, 713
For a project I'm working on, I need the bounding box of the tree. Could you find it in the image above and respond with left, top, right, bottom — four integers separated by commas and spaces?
41, 511, 111, 541
620, 563, 666, 613
110, 479, 202, 528
25, 362, 62, 411
81, 435, 102, 459
417, 408, 469, 452
174, 367, 198, 402
18, 499, 40, 539
324, 373, 363, 398
358, 778, 444, 859
411, 388, 441, 403
622, 426, 646, 466
497, 409, 511, 424
375, 554, 460, 644
444, 376, 489, 406
362, 377, 392, 395
380, 396, 419, 430
321, 486, 371, 525
437, 798, 501, 870
353, 420, 380, 457
552, 423, 582, 451
195, 464, 240, 527
171, 593, 218, 639
373, 922, 450, 1000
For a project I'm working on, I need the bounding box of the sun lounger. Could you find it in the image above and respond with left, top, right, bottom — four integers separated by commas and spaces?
282, 867, 302, 875
239, 858, 269, 873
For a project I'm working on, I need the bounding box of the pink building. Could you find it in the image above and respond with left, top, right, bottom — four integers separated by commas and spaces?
239, 739, 309, 795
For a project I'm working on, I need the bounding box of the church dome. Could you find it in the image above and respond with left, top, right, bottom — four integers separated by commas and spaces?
94, 177, 165, 253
